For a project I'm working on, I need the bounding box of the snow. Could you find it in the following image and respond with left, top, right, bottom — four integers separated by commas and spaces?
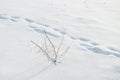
0, 0, 120, 80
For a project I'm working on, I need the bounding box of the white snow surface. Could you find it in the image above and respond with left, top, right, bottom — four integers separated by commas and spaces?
0, 0, 120, 80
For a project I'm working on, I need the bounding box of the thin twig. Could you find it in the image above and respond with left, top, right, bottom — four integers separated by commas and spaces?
44, 30, 57, 61
31, 40, 54, 64
31, 30, 72, 65
57, 35, 64, 54
60, 41, 73, 58
43, 34, 49, 53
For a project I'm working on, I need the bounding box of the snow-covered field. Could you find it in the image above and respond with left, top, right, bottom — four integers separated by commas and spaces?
0, 0, 120, 80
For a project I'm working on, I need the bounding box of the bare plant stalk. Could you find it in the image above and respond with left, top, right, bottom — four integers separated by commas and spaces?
43, 35, 49, 53
56, 35, 64, 54
60, 41, 73, 58
31, 30, 72, 65
31, 40, 54, 64
44, 30, 57, 62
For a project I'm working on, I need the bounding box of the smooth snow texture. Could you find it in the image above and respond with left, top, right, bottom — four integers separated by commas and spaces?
0, 0, 120, 80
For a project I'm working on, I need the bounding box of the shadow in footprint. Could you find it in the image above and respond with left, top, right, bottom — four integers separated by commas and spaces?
108, 47, 120, 53
11, 16, 20, 19
34, 28, 44, 33
29, 25, 59, 38
29, 25, 37, 29
0, 16, 8, 20
54, 28, 66, 35
69, 36, 87, 41
70, 36, 78, 40
80, 43, 92, 48
79, 37, 90, 42
90, 42, 99, 46
29, 25, 45, 34
87, 47, 112, 55
113, 53, 120, 58
34, 28, 59, 38
10, 19, 18, 22
37, 22, 50, 27
25, 18, 34, 23
87, 47, 120, 58
46, 31, 59, 38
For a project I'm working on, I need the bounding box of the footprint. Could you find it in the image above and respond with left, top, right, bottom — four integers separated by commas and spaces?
25, 18, 34, 23
10, 19, 18, 22
80, 43, 92, 48
87, 47, 111, 55
29, 25, 37, 29
0, 16, 8, 20
79, 37, 90, 42
87, 46, 120, 58
69, 36, 78, 40
34, 28, 44, 33
45, 31, 59, 38
29, 25, 59, 38
11, 16, 20, 19
90, 42, 99, 46
37, 22, 50, 27
113, 53, 120, 58
108, 47, 120, 53
54, 28, 66, 35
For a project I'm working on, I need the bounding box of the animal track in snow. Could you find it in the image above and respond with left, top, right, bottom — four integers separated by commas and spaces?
0, 13, 120, 58
80, 38, 120, 58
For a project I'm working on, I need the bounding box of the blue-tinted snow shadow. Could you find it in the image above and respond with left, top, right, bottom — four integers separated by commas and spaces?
29, 25, 59, 38
0, 15, 20, 22
87, 47, 111, 55
37, 22, 50, 27
87, 47, 120, 58
11, 16, 20, 19
90, 42, 99, 46
108, 47, 120, 53
54, 28, 66, 35
79, 39, 120, 58
0, 16, 8, 20
69, 36, 90, 42
10, 16, 21, 22
26, 19, 50, 27
113, 53, 120, 57
80, 43, 93, 48
79, 37, 90, 41
10, 19, 18, 22
79, 37, 99, 46
25, 18, 34, 23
